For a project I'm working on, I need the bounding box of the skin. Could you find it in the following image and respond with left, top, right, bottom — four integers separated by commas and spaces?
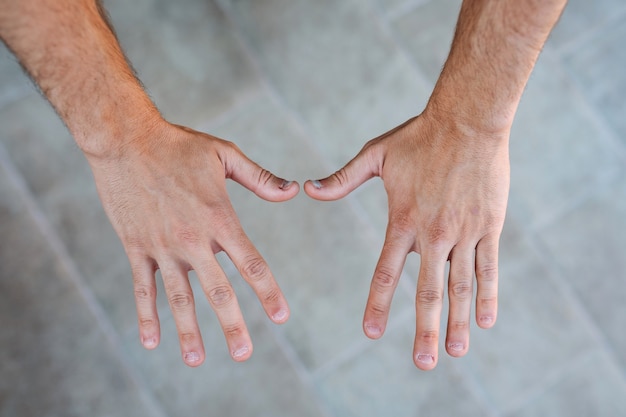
0, 0, 297, 366
0, 0, 567, 370
306, 0, 567, 370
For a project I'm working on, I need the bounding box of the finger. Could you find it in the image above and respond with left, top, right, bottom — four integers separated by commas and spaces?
160, 261, 205, 367
193, 255, 253, 362
304, 142, 381, 201
222, 143, 299, 202
363, 223, 414, 339
130, 256, 161, 350
475, 234, 499, 328
445, 245, 475, 357
222, 226, 290, 325
413, 251, 447, 371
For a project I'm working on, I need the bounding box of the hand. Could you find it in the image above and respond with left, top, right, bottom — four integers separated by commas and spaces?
304, 112, 510, 370
87, 121, 299, 366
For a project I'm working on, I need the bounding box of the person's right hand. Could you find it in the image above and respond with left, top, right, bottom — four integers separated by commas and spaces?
86, 121, 299, 367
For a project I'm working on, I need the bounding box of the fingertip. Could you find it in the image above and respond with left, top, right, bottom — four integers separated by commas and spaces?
303, 179, 327, 199
413, 352, 438, 371
141, 334, 160, 350
276, 179, 300, 201
477, 314, 497, 329
183, 350, 205, 367
363, 322, 384, 339
271, 307, 290, 324
231, 344, 253, 362
445, 341, 469, 357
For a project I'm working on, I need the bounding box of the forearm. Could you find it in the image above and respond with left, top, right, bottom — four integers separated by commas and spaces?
427, 0, 567, 134
0, 0, 162, 158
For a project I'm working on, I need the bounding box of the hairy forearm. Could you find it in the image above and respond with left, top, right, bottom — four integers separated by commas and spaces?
0, 0, 162, 158
427, 0, 567, 134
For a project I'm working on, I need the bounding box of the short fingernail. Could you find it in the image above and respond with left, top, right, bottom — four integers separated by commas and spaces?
142, 336, 157, 349
447, 342, 464, 352
365, 324, 382, 337
479, 316, 494, 326
279, 180, 293, 190
311, 180, 322, 189
233, 346, 249, 359
416, 353, 435, 364
272, 309, 288, 322
184, 351, 201, 364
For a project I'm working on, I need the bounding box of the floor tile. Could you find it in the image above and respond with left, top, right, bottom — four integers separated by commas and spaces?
547, 0, 626, 50
391, 0, 461, 85
538, 174, 626, 369
124, 273, 326, 417
316, 323, 489, 417
221, 0, 430, 168
0, 43, 34, 107
0, 170, 157, 417
103, 0, 262, 127
508, 57, 622, 226
0, 94, 144, 334
507, 352, 626, 417
461, 218, 598, 411
212, 95, 415, 371
562, 18, 626, 142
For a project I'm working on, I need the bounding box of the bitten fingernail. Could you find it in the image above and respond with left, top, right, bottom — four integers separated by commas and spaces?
279, 180, 293, 190
311, 180, 322, 189
448, 342, 464, 352
184, 351, 201, 364
233, 346, 249, 359
365, 324, 382, 337
479, 316, 494, 325
416, 353, 435, 364
142, 337, 157, 349
272, 309, 288, 322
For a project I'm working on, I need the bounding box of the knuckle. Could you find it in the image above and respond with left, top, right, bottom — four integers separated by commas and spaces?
389, 212, 415, 237
263, 288, 280, 304
174, 227, 202, 249
367, 302, 387, 318
450, 281, 473, 300
374, 265, 397, 288
450, 320, 469, 332
242, 257, 269, 282
257, 168, 274, 188
332, 168, 349, 187
208, 285, 235, 307
416, 288, 443, 306
139, 318, 157, 328
426, 219, 450, 247
478, 296, 497, 310
180, 332, 197, 344
134, 284, 157, 301
419, 329, 439, 344
223, 325, 244, 339
477, 262, 498, 283
168, 292, 193, 310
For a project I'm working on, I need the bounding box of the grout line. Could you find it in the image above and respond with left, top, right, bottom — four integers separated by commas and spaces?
526, 231, 626, 391
498, 349, 606, 416
0, 142, 171, 417
551, 5, 626, 58
381, 0, 432, 23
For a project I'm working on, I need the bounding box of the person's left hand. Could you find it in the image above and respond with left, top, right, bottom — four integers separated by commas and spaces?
304, 112, 510, 370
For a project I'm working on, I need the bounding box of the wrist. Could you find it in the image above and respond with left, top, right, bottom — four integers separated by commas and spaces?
72, 89, 165, 161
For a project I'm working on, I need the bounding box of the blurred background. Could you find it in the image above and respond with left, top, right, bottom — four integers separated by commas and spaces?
1, 0, 626, 416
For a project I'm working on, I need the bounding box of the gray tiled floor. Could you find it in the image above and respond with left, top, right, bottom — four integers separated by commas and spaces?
1, 0, 626, 416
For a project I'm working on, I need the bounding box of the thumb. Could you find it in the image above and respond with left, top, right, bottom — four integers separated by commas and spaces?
305, 142, 381, 201
225, 144, 299, 202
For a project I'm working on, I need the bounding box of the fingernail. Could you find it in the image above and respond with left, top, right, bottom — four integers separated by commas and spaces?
479, 316, 494, 325
279, 180, 293, 190
184, 351, 201, 364
142, 337, 157, 349
447, 342, 464, 352
272, 309, 288, 322
311, 180, 322, 189
233, 346, 249, 359
416, 353, 435, 364
365, 324, 382, 337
